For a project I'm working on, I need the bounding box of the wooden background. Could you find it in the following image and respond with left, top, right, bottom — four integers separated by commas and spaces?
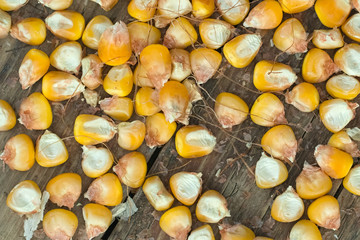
0, 0, 359, 239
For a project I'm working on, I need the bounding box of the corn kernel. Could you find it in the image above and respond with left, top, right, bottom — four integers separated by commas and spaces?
223, 34, 262, 68
343, 165, 360, 196
83, 88, 99, 107
103, 64, 133, 97
196, 190, 230, 223
243, 0, 283, 29
289, 220, 322, 240
91, 0, 118, 11
10, 18, 46, 45
215, 92, 248, 128
315, 0, 351, 28
82, 15, 113, 50
19, 92, 53, 130
307, 195, 340, 230
36, 130, 69, 167
0, 0, 28, 11
199, 18, 232, 49
192, 0, 215, 19
43, 209, 78, 240
7, 180, 41, 214
160, 206, 192, 239
133, 63, 155, 88
190, 48, 222, 83
142, 176, 174, 211
164, 17, 198, 49
157, 0, 192, 19
334, 43, 360, 77
38, 0, 72, 10
312, 28, 344, 49
219, 224, 255, 240
74, 114, 116, 145
117, 120, 146, 150
50, 41, 82, 75
296, 162, 332, 199
145, 112, 176, 148
99, 96, 133, 121
81, 145, 114, 178
216, 0, 249, 25
278, 0, 314, 13
135, 87, 160, 116
127, 0, 157, 22
170, 172, 202, 206
0, 9, 11, 39
285, 82, 319, 113
81, 54, 103, 90
253, 60, 297, 92
183, 78, 202, 102
84, 173, 123, 206
188, 224, 215, 240
83, 203, 112, 239
98, 21, 132, 66
128, 22, 161, 55
328, 130, 360, 157
170, 49, 191, 82
0, 99, 16, 131
326, 74, 360, 100
113, 152, 147, 188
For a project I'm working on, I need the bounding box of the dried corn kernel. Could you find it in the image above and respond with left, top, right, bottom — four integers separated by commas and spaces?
81, 54, 103, 90
43, 209, 78, 240
83, 203, 112, 239
39, 0, 72, 10
328, 130, 360, 157
160, 206, 192, 239
145, 112, 177, 148
199, 18, 232, 49
99, 96, 133, 121
285, 82, 319, 112
219, 224, 255, 240
133, 63, 155, 88
312, 28, 344, 49
143, 176, 174, 211
307, 195, 340, 230
215, 92, 248, 128
326, 74, 360, 100
127, 0, 157, 22
170, 49, 191, 81
0, 0, 28, 11
188, 224, 215, 240
82, 15, 113, 50
334, 43, 360, 77
164, 17, 198, 49
81, 145, 114, 178
170, 172, 202, 206
10, 18, 46, 45
192, 0, 214, 19
135, 87, 160, 116
50, 41, 82, 75
196, 190, 230, 223
117, 120, 146, 150
289, 220, 322, 240
271, 186, 304, 222
216, 0, 249, 25
243, 0, 283, 29
91, 0, 118, 11
0, 9, 11, 39
278, 0, 314, 13
157, 0, 192, 19
342, 14, 360, 42
343, 165, 360, 195
128, 22, 161, 55
190, 48, 222, 83
103, 64, 133, 97
0, 99, 16, 131
315, 0, 351, 28
6, 180, 41, 214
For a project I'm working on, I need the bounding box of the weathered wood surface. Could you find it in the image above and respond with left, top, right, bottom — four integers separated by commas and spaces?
0, 0, 359, 240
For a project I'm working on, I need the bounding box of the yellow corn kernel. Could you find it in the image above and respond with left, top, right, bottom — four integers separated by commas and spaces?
0, 9, 11, 39
319, 99, 358, 133
133, 63, 155, 88
199, 18, 232, 49
98, 21, 132, 66
261, 125, 297, 163
83, 203, 112, 240
307, 195, 340, 230
344, 165, 360, 195
46, 173, 81, 209
117, 120, 146, 150
50, 41, 82, 75
143, 176, 174, 211
113, 152, 147, 188
315, 144, 353, 179
188, 224, 215, 240
128, 22, 161, 55
140, 44, 171, 89
7, 180, 41, 214
302, 48, 338, 83
103, 64, 133, 97
192, 0, 214, 19
43, 209, 78, 240
145, 113, 176, 148
251, 93, 287, 127
82, 15, 113, 50
190, 48, 222, 83
326, 74, 360, 100
135, 87, 160, 116
196, 190, 230, 223
315, 0, 351, 28
91, 0, 118, 11
328, 130, 360, 157
271, 186, 304, 223
157, 0, 192, 19
81, 54, 103, 90
354, 0, 360, 12
36, 130, 68, 167
42, 71, 85, 102
289, 220, 322, 240
219, 224, 255, 240
160, 206, 192, 239
216, 0, 249, 25
19, 92, 53, 130
243, 0, 282, 29
74, 114, 116, 145
295, 162, 332, 199
163, 17, 197, 49
170, 49, 191, 81
170, 172, 202, 206
254, 237, 273, 240
84, 173, 123, 206
285, 82, 319, 113
39, 0, 72, 10
278, 0, 314, 13
0, 0, 28, 11
312, 28, 344, 49
223, 34, 262, 68
175, 125, 216, 158
215, 92, 249, 128
0, 99, 16, 131
334, 43, 360, 77
81, 146, 113, 178
127, 0, 157, 22
10, 18, 46, 45
253, 60, 297, 92
99, 96, 133, 121
273, 18, 307, 54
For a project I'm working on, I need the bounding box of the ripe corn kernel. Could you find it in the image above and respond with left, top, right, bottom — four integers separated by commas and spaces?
192, 0, 214, 19
140, 44, 171, 89
312, 28, 344, 49
43, 209, 78, 240
133, 63, 155, 88
188, 224, 215, 240
46, 173, 81, 209
285, 82, 320, 113
163, 17, 198, 49
216, 0, 249, 25
307, 195, 340, 230
255, 153, 288, 189
135, 87, 160, 116
328, 130, 360, 157
143, 176, 174, 211
10, 18, 46, 45
0, 99, 16, 131
35, 130, 69, 167
170, 49, 191, 82
128, 22, 161, 55
344, 165, 360, 195
253, 60, 297, 92
74, 114, 116, 145
81, 145, 114, 178
157, 0, 192, 19
98, 21, 132, 66
315, 0, 351, 28
103, 64, 133, 97
199, 18, 232, 49
82, 15, 113, 50
219, 224, 255, 240
19, 92, 53, 130
42, 71, 85, 102
196, 190, 230, 223
7, 180, 41, 214
117, 120, 146, 150
50, 41, 82, 75
84, 173, 123, 206
319, 99, 358, 133
159, 206, 192, 239
243, 0, 283, 29
99, 96, 133, 121
113, 152, 147, 188
273, 18, 307, 54
0, 0, 28, 11
334, 43, 360, 77
214, 92, 249, 128
145, 113, 177, 148
38, 0, 72, 10
0, 9, 11, 39
295, 162, 332, 199
326, 74, 360, 100
91, 0, 118, 11
170, 172, 202, 206
302, 48, 338, 83
342, 14, 360, 42
278, 0, 314, 13
81, 54, 103, 90
289, 220, 322, 240
190, 47, 222, 83
315, 144, 353, 179
83, 203, 112, 239
127, 0, 157, 22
